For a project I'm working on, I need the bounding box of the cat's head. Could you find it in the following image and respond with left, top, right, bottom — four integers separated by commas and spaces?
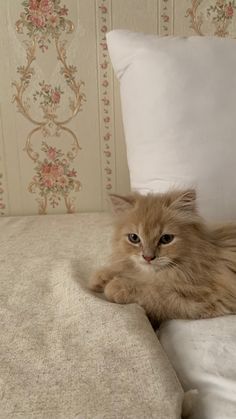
109, 189, 204, 271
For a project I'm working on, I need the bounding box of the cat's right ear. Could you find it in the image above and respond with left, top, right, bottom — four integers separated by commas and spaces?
109, 194, 136, 215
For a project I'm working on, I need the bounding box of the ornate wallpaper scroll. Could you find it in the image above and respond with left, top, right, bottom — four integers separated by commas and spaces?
186, 0, 236, 36
1, 0, 236, 215
13, 0, 85, 214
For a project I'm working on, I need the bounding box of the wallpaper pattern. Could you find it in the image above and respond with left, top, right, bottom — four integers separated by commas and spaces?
0, 0, 236, 215
13, 0, 85, 214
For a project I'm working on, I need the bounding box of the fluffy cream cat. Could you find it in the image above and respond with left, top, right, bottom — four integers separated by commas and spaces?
89, 189, 236, 321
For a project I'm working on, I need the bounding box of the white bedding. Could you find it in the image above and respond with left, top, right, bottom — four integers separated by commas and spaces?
159, 317, 236, 419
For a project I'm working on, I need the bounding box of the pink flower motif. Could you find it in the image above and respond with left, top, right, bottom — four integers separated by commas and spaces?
161, 14, 170, 22
105, 167, 112, 175
104, 132, 111, 141
29, 0, 39, 12
104, 150, 111, 157
47, 147, 57, 160
101, 60, 108, 69
100, 42, 108, 50
59, 5, 68, 16
225, 4, 234, 17
43, 177, 55, 188
41, 163, 52, 175
42, 83, 51, 93
49, 13, 59, 28
58, 176, 68, 187
102, 97, 110, 106
39, 0, 54, 15
41, 162, 64, 179
99, 5, 108, 13
101, 25, 108, 33
67, 169, 77, 177
30, 12, 46, 28
104, 116, 110, 123
51, 90, 61, 104
102, 80, 109, 87
51, 164, 64, 177
0, 202, 5, 210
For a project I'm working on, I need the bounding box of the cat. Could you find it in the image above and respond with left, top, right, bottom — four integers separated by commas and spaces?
89, 189, 236, 321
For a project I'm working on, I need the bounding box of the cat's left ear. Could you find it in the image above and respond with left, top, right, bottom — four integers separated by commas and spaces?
109, 194, 136, 215
170, 189, 197, 212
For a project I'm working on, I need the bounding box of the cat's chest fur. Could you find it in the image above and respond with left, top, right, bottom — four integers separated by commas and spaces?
133, 260, 167, 282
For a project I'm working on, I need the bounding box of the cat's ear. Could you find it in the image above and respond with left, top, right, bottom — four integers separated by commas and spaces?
109, 194, 136, 214
170, 189, 197, 212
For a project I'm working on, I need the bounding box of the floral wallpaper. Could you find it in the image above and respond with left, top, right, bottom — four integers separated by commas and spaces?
186, 0, 236, 36
1, 0, 236, 215
12, 0, 85, 214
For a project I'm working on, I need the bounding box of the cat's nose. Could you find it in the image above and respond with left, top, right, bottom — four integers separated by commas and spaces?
142, 255, 156, 263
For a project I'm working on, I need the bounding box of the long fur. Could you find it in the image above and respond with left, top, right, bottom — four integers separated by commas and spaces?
89, 190, 236, 321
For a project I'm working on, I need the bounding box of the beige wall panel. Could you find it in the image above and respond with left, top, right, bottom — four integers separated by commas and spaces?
68, 0, 103, 213
112, 0, 159, 33
0, 108, 8, 216
111, 0, 158, 196
0, 3, 24, 215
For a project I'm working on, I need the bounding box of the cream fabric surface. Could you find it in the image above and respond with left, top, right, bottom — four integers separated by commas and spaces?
0, 213, 182, 419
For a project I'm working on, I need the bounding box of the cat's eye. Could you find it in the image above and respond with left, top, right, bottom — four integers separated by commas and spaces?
159, 234, 174, 245
127, 233, 141, 244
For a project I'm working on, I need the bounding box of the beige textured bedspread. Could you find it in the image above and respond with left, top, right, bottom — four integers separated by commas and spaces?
0, 213, 182, 419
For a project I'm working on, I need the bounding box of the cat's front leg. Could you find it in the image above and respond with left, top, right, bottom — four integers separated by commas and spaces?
89, 266, 118, 293
104, 276, 138, 304
104, 277, 163, 321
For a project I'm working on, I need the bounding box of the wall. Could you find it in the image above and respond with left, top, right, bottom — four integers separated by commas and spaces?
0, 0, 235, 215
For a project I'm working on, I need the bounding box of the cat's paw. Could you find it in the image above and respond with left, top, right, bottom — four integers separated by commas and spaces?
89, 267, 114, 292
104, 277, 135, 304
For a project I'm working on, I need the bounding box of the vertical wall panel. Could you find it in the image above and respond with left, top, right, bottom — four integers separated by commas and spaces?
96, 0, 116, 209
159, 0, 174, 35
111, 0, 159, 196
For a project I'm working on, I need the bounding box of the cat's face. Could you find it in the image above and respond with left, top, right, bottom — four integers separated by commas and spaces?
110, 190, 201, 272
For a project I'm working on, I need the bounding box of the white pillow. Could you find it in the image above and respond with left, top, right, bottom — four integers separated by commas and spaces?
107, 30, 236, 222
